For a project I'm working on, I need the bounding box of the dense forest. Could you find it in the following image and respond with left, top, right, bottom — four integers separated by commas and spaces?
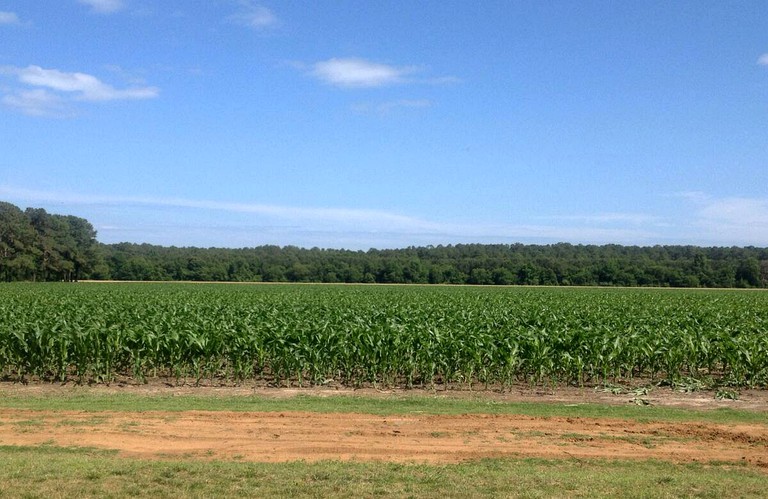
0, 201, 104, 282
2, 201, 767, 287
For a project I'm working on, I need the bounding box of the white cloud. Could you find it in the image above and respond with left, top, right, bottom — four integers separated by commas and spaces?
311, 58, 417, 88
78, 0, 125, 14
8, 185, 766, 248
0, 11, 20, 25
14, 65, 158, 101
1, 89, 72, 117
0, 185, 671, 248
676, 193, 768, 246
757, 53, 768, 66
228, 1, 277, 29
0, 185, 444, 235
698, 197, 768, 226
1, 65, 158, 115
306, 58, 459, 89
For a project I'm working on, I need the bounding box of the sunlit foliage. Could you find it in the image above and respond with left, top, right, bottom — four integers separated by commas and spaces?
1, 283, 766, 387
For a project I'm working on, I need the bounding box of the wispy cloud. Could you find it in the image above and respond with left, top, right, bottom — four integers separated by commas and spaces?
228, 1, 277, 29
306, 57, 459, 89
1, 185, 672, 249
352, 99, 432, 115
698, 197, 768, 227
757, 53, 768, 66
1, 89, 72, 117
539, 212, 662, 226
103, 64, 150, 86
1, 65, 158, 116
8, 185, 766, 248
14, 65, 158, 101
78, 0, 125, 14
675, 192, 768, 246
310, 58, 416, 88
0, 185, 443, 235
0, 11, 21, 25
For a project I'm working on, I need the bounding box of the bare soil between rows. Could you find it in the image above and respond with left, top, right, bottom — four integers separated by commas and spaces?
1, 383, 767, 469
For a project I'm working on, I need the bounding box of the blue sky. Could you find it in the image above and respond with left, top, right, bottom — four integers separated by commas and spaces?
1, 1, 767, 249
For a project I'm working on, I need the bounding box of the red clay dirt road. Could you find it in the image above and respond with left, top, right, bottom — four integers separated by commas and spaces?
1, 407, 767, 469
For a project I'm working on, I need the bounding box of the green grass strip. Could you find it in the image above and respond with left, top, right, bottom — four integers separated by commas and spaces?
0, 445, 766, 498
1, 389, 766, 425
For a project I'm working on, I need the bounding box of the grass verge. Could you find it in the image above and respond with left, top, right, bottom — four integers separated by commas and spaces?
0, 445, 766, 498
0, 388, 766, 425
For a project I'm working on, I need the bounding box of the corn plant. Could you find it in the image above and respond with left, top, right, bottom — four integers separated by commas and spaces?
0, 283, 766, 388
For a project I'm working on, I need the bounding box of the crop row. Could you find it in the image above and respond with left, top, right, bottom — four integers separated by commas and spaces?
0, 283, 766, 388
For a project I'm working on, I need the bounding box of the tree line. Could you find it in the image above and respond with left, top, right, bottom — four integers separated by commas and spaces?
2, 201, 767, 287
0, 202, 104, 282
103, 241, 767, 288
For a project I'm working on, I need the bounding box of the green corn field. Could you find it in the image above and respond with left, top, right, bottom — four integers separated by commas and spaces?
0, 283, 766, 388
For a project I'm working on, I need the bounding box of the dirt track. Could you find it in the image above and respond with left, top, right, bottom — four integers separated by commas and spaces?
2, 407, 767, 468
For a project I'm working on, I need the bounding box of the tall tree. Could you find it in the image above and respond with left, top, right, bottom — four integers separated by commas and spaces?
0, 202, 37, 281
25, 208, 70, 281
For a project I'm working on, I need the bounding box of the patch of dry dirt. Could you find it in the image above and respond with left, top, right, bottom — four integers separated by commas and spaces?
2, 383, 766, 470
1, 407, 767, 469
